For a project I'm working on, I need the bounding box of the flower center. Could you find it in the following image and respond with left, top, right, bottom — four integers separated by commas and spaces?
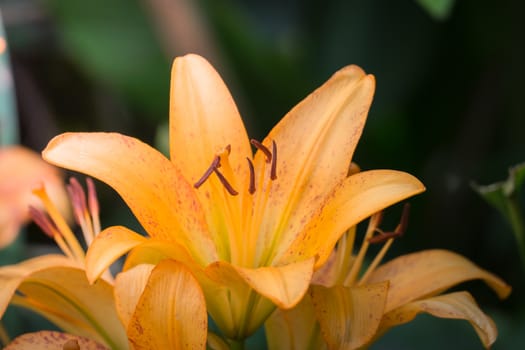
194, 139, 278, 196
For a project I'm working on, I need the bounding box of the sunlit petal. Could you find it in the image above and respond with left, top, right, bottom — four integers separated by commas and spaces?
127, 260, 207, 349
277, 170, 425, 268
367, 249, 512, 312
310, 282, 388, 350
378, 291, 498, 348
42, 132, 216, 265
4, 331, 109, 350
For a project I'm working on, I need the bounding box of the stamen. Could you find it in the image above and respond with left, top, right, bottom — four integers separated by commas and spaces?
29, 206, 57, 239
247, 158, 256, 194
67, 178, 87, 227
213, 168, 239, 196
251, 139, 272, 163
270, 140, 277, 180
86, 178, 101, 234
194, 156, 220, 188
368, 203, 410, 244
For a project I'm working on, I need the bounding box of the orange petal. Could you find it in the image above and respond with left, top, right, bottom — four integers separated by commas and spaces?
310, 282, 389, 350
169, 54, 251, 190
4, 331, 109, 350
253, 66, 374, 264
43, 132, 217, 265
127, 260, 207, 349
265, 294, 326, 350
367, 249, 512, 313
85, 226, 147, 283
378, 291, 498, 348
277, 170, 425, 268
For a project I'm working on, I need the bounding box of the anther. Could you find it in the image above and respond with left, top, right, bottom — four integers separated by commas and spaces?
194, 156, 221, 189
247, 158, 256, 194
213, 168, 239, 196
368, 203, 411, 244
270, 140, 277, 180
251, 139, 272, 163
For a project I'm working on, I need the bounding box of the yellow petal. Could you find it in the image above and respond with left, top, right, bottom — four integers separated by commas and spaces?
169, 53, 251, 190
0, 146, 69, 249
310, 282, 389, 350
11, 266, 127, 349
4, 331, 109, 350
367, 249, 512, 313
85, 226, 147, 283
127, 260, 207, 349
43, 132, 217, 265
265, 294, 327, 350
0, 255, 76, 317
114, 264, 155, 330
378, 291, 498, 348
277, 170, 425, 268
254, 66, 374, 264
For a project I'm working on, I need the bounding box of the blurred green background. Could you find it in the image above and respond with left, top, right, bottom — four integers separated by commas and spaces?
1, 0, 524, 348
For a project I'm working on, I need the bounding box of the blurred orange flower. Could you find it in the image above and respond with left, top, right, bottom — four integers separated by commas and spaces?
0, 145, 69, 249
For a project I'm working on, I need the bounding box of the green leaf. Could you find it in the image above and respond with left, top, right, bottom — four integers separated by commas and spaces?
415, 0, 455, 20
473, 162, 525, 269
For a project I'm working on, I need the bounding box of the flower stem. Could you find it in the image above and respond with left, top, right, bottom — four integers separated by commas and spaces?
228, 338, 245, 350
507, 196, 525, 271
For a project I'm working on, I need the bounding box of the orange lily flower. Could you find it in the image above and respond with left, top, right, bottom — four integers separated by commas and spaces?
42, 54, 425, 343
266, 209, 511, 349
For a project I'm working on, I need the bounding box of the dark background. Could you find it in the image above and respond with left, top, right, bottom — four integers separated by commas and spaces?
1, 0, 524, 348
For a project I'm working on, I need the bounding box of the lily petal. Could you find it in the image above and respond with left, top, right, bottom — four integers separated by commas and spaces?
114, 264, 155, 330
4, 331, 109, 350
377, 291, 498, 348
10, 266, 127, 350
265, 294, 326, 350
0, 255, 76, 317
208, 257, 315, 310
127, 260, 207, 349
255, 66, 374, 263
310, 282, 389, 350
85, 226, 147, 283
43, 132, 216, 265
169, 53, 251, 189
277, 170, 425, 268
367, 249, 512, 313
